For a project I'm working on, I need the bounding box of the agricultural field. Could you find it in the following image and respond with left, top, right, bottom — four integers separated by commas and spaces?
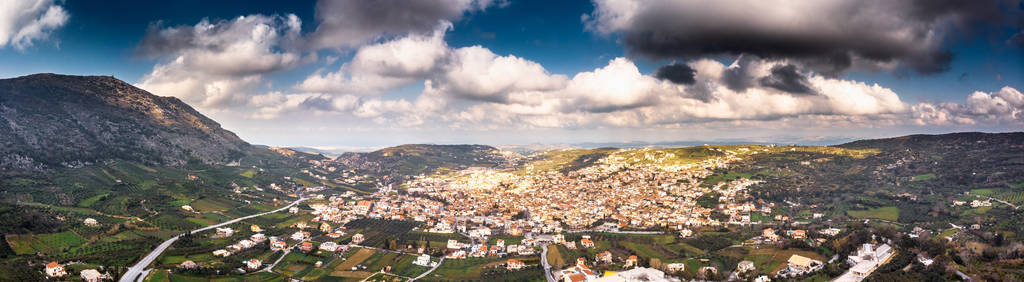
324, 247, 431, 280
5, 231, 86, 255
847, 206, 900, 221
912, 173, 937, 181
742, 247, 828, 275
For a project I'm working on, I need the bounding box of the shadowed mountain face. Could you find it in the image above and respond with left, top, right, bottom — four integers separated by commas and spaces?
0, 73, 250, 171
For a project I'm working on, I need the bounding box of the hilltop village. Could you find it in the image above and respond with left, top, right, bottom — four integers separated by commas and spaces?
18, 137, 1024, 282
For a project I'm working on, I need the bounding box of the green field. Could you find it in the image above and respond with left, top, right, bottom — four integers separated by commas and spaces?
240, 169, 257, 178
6, 231, 87, 255
970, 188, 997, 196
911, 173, 937, 181
847, 206, 900, 221
77, 193, 109, 208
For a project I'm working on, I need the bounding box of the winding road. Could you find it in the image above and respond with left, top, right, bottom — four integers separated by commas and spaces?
540, 244, 554, 282
119, 197, 308, 282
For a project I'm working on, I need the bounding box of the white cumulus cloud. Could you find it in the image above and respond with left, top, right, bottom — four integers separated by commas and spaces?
0, 0, 68, 50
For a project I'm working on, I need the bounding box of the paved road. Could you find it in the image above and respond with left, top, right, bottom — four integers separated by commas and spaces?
119, 197, 307, 282
410, 257, 445, 281
263, 242, 300, 272
540, 244, 555, 282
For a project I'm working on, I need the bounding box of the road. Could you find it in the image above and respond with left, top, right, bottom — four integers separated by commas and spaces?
263, 242, 301, 272
410, 257, 445, 281
540, 244, 554, 282
119, 197, 307, 282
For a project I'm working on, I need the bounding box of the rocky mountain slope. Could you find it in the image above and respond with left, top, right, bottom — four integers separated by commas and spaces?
0, 73, 250, 171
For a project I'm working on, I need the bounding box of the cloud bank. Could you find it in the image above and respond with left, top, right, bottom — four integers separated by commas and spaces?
0, 0, 68, 50
584, 0, 1018, 75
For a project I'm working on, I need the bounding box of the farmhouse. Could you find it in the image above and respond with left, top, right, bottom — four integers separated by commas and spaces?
506, 259, 525, 270
45, 262, 67, 278
246, 259, 261, 270
80, 269, 107, 282
83, 218, 99, 227
414, 254, 432, 266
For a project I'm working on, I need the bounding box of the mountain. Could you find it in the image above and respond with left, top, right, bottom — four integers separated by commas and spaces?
0, 73, 250, 171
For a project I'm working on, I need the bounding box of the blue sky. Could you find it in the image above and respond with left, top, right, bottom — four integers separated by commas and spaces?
1, 0, 1022, 149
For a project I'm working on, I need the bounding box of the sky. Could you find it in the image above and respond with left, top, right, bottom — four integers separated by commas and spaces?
1, 0, 1022, 150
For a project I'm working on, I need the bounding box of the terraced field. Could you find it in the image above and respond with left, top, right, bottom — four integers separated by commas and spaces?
5, 231, 86, 255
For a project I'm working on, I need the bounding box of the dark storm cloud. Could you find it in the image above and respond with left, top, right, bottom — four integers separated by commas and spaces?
653, 63, 696, 85
759, 64, 815, 95
307, 0, 495, 49
588, 0, 1019, 75
135, 21, 199, 58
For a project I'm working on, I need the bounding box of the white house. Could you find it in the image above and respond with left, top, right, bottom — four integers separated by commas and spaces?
45, 262, 67, 278
320, 241, 339, 252
80, 269, 107, 282
216, 227, 234, 237
83, 218, 99, 227
414, 254, 432, 266
246, 259, 262, 270
737, 260, 756, 273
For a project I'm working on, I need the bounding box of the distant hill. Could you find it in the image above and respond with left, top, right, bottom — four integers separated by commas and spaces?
0, 73, 251, 171
333, 144, 514, 182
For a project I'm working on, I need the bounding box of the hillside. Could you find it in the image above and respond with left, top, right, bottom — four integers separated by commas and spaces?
333, 144, 516, 182
0, 73, 250, 171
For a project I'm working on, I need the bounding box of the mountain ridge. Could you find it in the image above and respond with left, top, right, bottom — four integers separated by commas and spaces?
0, 73, 251, 171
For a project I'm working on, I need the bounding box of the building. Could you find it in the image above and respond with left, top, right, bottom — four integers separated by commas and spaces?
787, 254, 821, 271
45, 262, 67, 278
182, 205, 193, 212
291, 231, 310, 241
213, 249, 231, 257
289, 206, 299, 214
216, 227, 234, 237
80, 269, 107, 282
820, 228, 841, 237
846, 243, 894, 278
737, 261, 755, 273
847, 243, 893, 265
557, 264, 599, 282
596, 251, 613, 264
354, 200, 373, 215
593, 267, 679, 282
507, 259, 525, 270
320, 223, 332, 233
788, 229, 807, 239
320, 241, 339, 252
300, 242, 314, 252
414, 254, 432, 266
271, 240, 288, 251
624, 255, 638, 268
581, 238, 595, 248
83, 218, 99, 227
246, 259, 262, 270
251, 225, 262, 232
351, 233, 365, 244
180, 260, 198, 269
251, 233, 267, 242
447, 239, 461, 249
762, 228, 779, 241
679, 229, 693, 238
